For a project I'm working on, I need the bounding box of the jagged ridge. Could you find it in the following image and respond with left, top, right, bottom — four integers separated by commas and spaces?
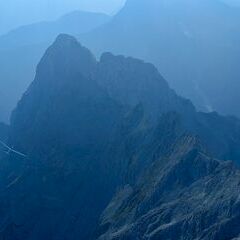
1, 35, 240, 240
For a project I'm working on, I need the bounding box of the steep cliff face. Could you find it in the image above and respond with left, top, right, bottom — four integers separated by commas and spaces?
10, 34, 118, 157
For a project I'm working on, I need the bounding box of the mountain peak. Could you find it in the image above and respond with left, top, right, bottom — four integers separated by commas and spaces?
35, 34, 97, 84
54, 33, 79, 46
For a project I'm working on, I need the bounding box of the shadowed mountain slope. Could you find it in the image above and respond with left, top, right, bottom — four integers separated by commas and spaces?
0, 35, 240, 240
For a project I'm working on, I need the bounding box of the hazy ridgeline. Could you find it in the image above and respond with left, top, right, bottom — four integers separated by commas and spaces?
1, 0, 240, 123
81, 0, 240, 115
1, 1, 240, 240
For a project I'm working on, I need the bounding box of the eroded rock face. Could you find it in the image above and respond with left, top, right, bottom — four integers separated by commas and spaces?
96, 134, 240, 240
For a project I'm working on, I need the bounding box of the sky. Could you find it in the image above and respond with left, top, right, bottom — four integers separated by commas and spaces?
227, 0, 240, 5
0, 0, 126, 35
0, 0, 239, 35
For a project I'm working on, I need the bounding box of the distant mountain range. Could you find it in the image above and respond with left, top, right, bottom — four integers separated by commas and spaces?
0, 11, 110, 50
0, 0, 122, 35
1, 0, 240, 124
0, 34, 240, 239
81, 0, 240, 117
0, 10, 110, 122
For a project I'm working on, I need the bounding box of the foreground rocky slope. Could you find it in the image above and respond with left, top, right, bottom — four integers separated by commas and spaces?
0, 35, 240, 239
97, 133, 240, 240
